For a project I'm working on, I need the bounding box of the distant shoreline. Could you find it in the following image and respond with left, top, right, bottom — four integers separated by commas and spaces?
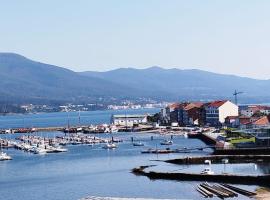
0, 107, 160, 117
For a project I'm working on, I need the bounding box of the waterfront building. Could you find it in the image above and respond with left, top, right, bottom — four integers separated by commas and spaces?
244, 115, 270, 129
182, 102, 205, 126
204, 100, 238, 126
160, 100, 239, 127
240, 105, 270, 117
160, 103, 181, 124
111, 114, 148, 127
225, 116, 239, 128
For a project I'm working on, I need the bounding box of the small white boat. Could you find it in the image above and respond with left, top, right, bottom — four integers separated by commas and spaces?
160, 140, 173, 145
201, 167, 214, 175
45, 145, 68, 153
55, 148, 68, 152
133, 142, 144, 146
0, 152, 12, 160
33, 147, 47, 155
110, 126, 118, 133
52, 146, 68, 153
76, 127, 83, 132
103, 143, 117, 149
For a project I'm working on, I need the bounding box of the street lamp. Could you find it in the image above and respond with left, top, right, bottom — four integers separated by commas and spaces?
222, 158, 229, 174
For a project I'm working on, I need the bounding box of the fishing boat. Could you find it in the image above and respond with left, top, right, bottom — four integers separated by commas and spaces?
160, 140, 173, 145
0, 152, 12, 160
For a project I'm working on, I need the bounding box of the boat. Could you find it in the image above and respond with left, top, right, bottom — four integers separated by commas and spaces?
201, 167, 214, 175
133, 142, 144, 146
45, 145, 68, 153
54, 147, 68, 152
33, 147, 47, 155
141, 148, 173, 154
110, 126, 119, 133
201, 160, 214, 174
160, 140, 173, 145
103, 143, 117, 149
0, 152, 12, 160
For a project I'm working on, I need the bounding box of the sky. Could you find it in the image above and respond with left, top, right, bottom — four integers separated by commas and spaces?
1, 0, 270, 79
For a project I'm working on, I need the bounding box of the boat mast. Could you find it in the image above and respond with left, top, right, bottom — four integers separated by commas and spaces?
78, 110, 81, 127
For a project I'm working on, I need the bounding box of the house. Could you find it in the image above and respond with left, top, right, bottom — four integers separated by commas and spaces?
182, 102, 205, 126
111, 114, 148, 127
240, 105, 270, 117
225, 116, 239, 128
238, 116, 252, 129
244, 115, 270, 129
160, 103, 181, 124
204, 100, 239, 126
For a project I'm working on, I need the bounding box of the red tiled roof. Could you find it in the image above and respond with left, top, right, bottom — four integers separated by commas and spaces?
208, 100, 228, 108
245, 105, 270, 111
251, 116, 270, 125
184, 103, 198, 111
168, 103, 181, 110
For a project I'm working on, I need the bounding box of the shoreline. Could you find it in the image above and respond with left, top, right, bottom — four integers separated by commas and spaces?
256, 187, 270, 200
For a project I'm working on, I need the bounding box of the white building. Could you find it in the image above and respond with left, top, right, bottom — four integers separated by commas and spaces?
111, 114, 148, 127
205, 100, 239, 126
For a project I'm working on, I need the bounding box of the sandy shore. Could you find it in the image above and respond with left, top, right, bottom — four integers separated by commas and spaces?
256, 187, 270, 200
81, 197, 189, 200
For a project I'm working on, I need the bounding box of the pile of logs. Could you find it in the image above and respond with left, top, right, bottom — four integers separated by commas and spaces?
196, 182, 257, 198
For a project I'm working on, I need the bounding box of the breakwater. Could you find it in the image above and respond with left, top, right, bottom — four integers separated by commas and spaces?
132, 165, 270, 186
165, 155, 270, 165
213, 147, 270, 155
188, 132, 217, 145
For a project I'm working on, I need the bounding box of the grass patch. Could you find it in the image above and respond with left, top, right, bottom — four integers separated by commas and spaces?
229, 137, 255, 144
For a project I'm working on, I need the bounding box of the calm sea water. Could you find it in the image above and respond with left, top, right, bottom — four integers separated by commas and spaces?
0, 109, 259, 200
0, 108, 160, 129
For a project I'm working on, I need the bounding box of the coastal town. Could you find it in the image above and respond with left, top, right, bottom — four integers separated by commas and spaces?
1, 99, 270, 199
3, 1, 270, 200
3, 99, 270, 151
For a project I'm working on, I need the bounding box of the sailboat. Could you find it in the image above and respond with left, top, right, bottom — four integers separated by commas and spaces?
77, 110, 83, 132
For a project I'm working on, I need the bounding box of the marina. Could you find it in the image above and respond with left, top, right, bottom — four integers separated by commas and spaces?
0, 110, 266, 200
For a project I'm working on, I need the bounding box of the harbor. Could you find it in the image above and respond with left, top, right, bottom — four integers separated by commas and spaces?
0, 109, 268, 200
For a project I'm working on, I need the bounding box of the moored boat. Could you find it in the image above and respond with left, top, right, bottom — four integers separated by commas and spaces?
103, 143, 117, 149
133, 142, 144, 146
160, 140, 173, 145
0, 152, 12, 160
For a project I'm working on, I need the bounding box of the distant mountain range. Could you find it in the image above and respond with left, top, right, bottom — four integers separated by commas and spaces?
0, 52, 270, 104
80, 67, 270, 103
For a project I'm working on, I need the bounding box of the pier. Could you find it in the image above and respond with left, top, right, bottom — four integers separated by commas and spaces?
132, 165, 270, 186
188, 132, 217, 145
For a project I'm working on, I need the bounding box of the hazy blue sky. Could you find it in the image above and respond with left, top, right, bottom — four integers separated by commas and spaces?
1, 0, 270, 79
